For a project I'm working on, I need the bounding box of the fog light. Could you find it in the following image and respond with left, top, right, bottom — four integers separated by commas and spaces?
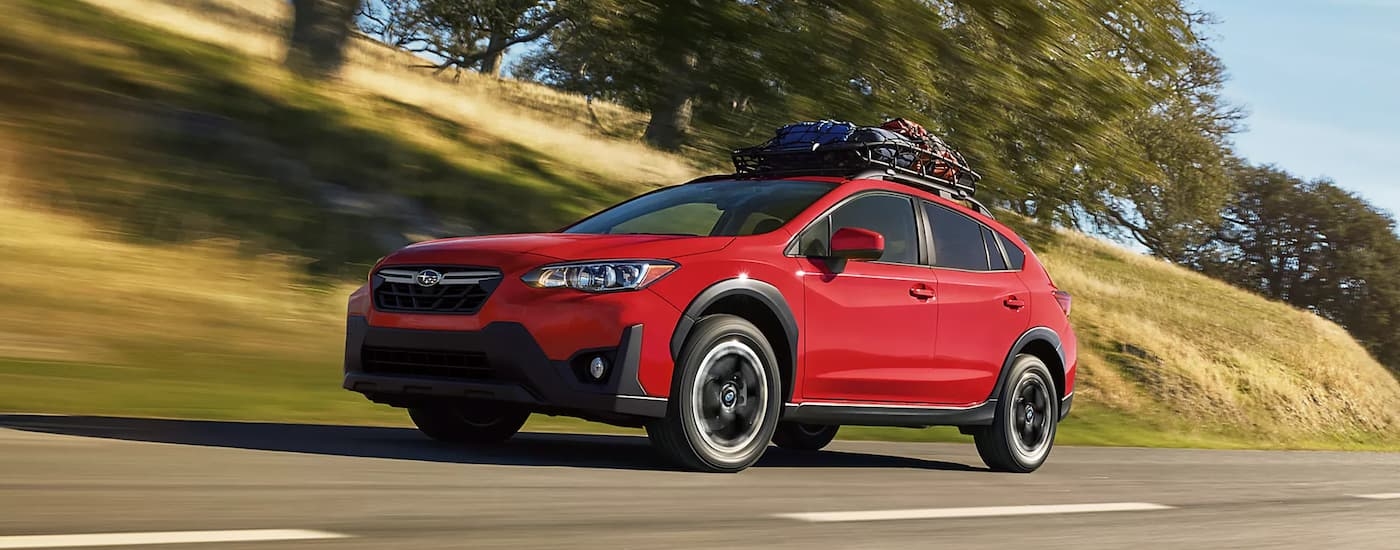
588, 356, 609, 380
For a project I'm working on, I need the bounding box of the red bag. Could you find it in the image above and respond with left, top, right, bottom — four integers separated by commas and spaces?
880, 118, 931, 142
879, 118, 964, 183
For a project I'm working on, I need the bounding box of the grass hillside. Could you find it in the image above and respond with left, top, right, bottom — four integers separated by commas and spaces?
2, 0, 1398, 450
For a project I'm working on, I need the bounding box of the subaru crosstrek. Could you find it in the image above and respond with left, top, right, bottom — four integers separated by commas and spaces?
342, 121, 1077, 473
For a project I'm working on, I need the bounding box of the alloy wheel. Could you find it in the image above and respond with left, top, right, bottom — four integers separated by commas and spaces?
689, 338, 769, 456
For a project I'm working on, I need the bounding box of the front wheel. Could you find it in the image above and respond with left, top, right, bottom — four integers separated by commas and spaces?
771, 422, 839, 451
972, 354, 1059, 473
408, 401, 530, 444
646, 314, 782, 473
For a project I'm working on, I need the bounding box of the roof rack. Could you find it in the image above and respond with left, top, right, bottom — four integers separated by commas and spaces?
733, 126, 985, 186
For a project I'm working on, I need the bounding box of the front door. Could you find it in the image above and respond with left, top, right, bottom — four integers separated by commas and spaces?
796, 192, 941, 404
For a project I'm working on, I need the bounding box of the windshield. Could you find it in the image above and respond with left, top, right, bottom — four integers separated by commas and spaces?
563, 180, 837, 236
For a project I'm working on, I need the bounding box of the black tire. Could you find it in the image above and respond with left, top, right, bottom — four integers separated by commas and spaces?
646, 314, 782, 473
771, 422, 840, 451
973, 354, 1059, 473
408, 401, 530, 444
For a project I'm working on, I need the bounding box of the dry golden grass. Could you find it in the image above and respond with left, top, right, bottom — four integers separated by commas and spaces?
0, 158, 353, 364
81, 0, 704, 189
1034, 225, 1400, 443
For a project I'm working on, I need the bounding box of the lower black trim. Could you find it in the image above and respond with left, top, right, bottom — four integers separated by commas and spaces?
781, 401, 996, 428
342, 316, 666, 420
1059, 393, 1073, 421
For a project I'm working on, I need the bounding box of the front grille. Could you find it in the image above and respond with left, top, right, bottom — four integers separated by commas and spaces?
361, 346, 495, 380
372, 266, 500, 314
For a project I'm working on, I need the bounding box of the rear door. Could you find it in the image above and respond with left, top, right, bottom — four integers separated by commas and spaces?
795, 191, 941, 404
921, 200, 1031, 407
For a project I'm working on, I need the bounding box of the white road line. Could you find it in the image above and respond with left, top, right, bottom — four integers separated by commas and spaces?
1353, 493, 1400, 500
775, 502, 1175, 523
0, 529, 349, 549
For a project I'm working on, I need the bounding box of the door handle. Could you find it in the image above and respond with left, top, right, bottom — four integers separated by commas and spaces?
909, 284, 936, 300
1004, 296, 1026, 309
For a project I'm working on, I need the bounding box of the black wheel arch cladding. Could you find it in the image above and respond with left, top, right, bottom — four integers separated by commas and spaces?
991, 326, 1067, 401
669, 278, 799, 402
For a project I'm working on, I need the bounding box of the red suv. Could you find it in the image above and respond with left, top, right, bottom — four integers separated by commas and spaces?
342, 130, 1077, 474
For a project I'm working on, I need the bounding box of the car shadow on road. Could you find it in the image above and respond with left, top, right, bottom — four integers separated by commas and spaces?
0, 414, 984, 472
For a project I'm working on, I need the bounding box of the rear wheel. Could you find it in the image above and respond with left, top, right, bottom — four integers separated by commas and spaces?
973, 354, 1058, 473
646, 314, 781, 473
408, 401, 530, 444
771, 422, 840, 451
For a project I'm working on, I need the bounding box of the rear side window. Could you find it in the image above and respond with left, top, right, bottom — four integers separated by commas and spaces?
924, 201, 989, 270
996, 232, 1026, 270
982, 226, 1008, 271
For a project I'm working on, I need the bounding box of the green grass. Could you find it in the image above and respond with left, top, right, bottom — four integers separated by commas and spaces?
1, 0, 1399, 451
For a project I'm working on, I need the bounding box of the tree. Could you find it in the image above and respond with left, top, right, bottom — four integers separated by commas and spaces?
356, 0, 571, 77
1199, 164, 1400, 367
1088, 38, 1245, 262
516, 0, 791, 150
518, 0, 1213, 165
286, 0, 363, 79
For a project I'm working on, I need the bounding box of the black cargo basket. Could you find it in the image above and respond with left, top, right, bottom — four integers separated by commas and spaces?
729, 121, 982, 199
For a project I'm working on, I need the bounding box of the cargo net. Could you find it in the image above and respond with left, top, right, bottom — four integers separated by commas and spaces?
731, 118, 981, 196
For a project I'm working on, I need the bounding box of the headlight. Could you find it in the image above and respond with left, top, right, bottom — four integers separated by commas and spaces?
522, 260, 678, 292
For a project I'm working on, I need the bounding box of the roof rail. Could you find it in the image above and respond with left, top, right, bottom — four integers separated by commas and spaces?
684, 169, 996, 219
866, 170, 995, 219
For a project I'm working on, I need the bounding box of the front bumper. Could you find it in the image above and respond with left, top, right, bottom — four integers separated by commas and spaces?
342, 316, 667, 419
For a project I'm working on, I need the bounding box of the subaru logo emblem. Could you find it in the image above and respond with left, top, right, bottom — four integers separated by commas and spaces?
415, 269, 442, 287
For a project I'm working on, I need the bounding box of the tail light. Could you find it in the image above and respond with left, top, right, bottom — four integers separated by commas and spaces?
1052, 290, 1072, 316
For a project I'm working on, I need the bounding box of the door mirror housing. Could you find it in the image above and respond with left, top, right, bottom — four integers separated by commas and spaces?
830, 227, 884, 261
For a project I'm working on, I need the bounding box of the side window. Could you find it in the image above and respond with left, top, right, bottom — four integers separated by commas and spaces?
982, 226, 1008, 270
996, 232, 1026, 270
924, 201, 990, 271
816, 193, 920, 264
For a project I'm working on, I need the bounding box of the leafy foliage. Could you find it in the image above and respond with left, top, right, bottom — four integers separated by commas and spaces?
1197, 165, 1400, 366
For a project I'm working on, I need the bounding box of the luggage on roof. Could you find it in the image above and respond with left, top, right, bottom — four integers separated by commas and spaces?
730, 117, 982, 197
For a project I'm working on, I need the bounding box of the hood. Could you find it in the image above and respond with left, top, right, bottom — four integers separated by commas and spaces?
382, 233, 734, 270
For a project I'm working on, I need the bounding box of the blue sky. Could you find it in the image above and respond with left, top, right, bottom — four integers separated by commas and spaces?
1203, 0, 1400, 217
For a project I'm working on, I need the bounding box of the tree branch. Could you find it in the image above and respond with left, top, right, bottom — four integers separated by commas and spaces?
454, 13, 566, 65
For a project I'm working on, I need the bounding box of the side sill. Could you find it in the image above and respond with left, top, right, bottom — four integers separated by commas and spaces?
780, 401, 996, 428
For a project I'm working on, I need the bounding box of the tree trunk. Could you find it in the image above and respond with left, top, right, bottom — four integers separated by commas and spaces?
286, 0, 361, 79
642, 53, 697, 151
478, 30, 508, 77
642, 91, 693, 151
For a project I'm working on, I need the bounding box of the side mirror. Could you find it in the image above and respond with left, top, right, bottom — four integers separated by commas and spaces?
830, 227, 884, 261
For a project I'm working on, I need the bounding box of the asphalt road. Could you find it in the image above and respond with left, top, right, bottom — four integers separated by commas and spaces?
2, 414, 1399, 549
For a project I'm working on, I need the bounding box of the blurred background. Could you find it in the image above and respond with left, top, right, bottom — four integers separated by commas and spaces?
1, 0, 1398, 451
